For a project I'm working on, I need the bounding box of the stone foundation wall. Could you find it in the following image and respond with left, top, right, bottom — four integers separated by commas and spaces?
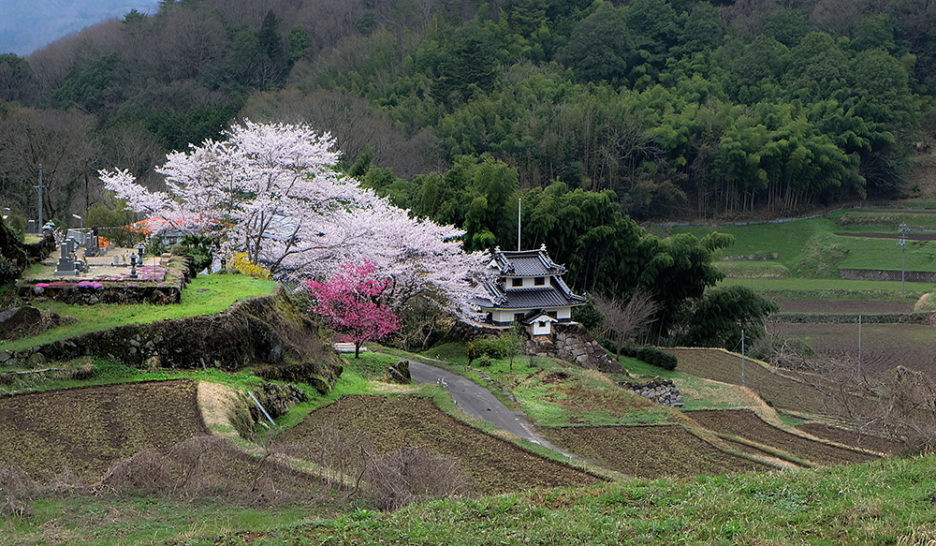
620, 378, 684, 407
17, 258, 192, 305
24, 232, 56, 263
0, 290, 342, 391
774, 312, 934, 324
840, 268, 936, 283
524, 322, 623, 373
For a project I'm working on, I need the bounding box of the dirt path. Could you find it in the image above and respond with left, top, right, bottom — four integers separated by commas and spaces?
406, 360, 571, 456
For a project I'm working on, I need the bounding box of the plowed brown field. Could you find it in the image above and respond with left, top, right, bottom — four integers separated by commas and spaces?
0, 379, 206, 482
663, 347, 877, 418
773, 322, 936, 377
276, 395, 602, 494
543, 425, 770, 478
796, 423, 902, 455
687, 410, 876, 466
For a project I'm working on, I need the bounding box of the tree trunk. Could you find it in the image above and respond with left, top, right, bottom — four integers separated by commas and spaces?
355, 340, 362, 358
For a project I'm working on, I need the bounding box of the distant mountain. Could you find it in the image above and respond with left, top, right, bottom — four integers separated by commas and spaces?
0, 0, 159, 55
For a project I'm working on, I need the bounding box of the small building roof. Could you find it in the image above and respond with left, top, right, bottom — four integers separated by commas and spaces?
520, 311, 557, 325
489, 246, 567, 277
474, 245, 586, 313
474, 281, 585, 310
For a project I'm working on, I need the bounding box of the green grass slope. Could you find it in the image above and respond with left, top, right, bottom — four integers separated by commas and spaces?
231, 454, 936, 544
1, 274, 276, 352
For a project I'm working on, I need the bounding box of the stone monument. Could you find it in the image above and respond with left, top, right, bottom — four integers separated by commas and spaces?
54, 242, 76, 276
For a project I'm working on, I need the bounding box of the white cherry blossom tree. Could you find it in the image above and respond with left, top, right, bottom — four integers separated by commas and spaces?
99, 120, 486, 317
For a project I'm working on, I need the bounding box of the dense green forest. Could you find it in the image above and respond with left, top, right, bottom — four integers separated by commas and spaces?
1, 0, 934, 313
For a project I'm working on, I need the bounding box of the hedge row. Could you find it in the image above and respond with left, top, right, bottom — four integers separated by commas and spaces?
599, 338, 678, 371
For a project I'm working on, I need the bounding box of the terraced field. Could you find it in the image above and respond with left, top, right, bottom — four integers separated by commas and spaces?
687, 410, 877, 466
663, 347, 877, 418
543, 425, 771, 478
0, 379, 206, 482
773, 322, 936, 377
275, 394, 603, 494
796, 423, 903, 455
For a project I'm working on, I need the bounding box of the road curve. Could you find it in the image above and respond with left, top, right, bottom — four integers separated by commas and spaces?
407, 359, 570, 456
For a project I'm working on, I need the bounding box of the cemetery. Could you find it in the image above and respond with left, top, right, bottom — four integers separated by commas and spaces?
16, 225, 193, 305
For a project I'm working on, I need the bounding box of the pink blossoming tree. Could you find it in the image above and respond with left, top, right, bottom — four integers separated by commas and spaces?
99, 120, 488, 318
306, 260, 399, 357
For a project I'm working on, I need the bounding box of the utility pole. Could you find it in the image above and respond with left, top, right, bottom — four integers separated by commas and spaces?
35, 164, 44, 227
857, 314, 862, 378
898, 223, 909, 294
741, 328, 745, 387
517, 197, 521, 251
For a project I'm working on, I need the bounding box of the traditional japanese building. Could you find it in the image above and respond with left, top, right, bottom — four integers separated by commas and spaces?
473, 245, 586, 335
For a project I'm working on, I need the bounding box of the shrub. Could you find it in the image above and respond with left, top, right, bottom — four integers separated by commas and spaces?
364, 447, 472, 510
0, 256, 19, 285
634, 346, 677, 370
180, 234, 214, 271
466, 342, 477, 365
229, 251, 272, 279
598, 337, 618, 355
144, 234, 168, 256
473, 336, 509, 359
572, 299, 603, 330
477, 355, 492, 367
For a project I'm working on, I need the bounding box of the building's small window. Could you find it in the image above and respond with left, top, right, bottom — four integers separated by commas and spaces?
511, 278, 523, 287
534, 277, 545, 286
538, 321, 546, 327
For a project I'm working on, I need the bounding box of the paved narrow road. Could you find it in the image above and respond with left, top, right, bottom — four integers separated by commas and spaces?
407, 360, 571, 456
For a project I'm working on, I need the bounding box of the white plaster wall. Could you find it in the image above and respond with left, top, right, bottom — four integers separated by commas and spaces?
532, 321, 551, 335
504, 276, 548, 290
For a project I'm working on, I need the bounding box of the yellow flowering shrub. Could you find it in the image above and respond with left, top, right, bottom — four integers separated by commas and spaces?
229, 252, 272, 280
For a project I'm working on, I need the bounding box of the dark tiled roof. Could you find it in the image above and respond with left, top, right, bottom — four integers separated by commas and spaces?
553, 275, 586, 303
486, 287, 573, 309
475, 247, 586, 312
491, 248, 566, 276
520, 311, 557, 325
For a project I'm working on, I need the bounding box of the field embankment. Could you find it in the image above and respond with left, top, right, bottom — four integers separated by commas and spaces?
662, 348, 876, 419
686, 410, 877, 466
543, 424, 770, 478
275, 394, 603, 494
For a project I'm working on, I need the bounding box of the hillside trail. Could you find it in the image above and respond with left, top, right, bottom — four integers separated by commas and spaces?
406, 359, 574, 457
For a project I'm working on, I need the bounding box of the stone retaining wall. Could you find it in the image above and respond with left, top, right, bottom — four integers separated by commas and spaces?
525, 322, 623, 374
16, 258, 192, 305
620, 378, 684, 407
839, 268, 936, 283
24, 231, 56, 263
0, 291, 342, 391
773, 312, 935, 324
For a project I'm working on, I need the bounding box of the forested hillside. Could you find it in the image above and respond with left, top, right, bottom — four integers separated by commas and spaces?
1, 0, 934, 278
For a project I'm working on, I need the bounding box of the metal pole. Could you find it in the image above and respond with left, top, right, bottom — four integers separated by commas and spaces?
247, 391, 276, 426
517, 197, 521, 251
741, 328, 745, 387
36, 164, 44, 227
899, 223, 908, 295
901, 242, 905, 294
857, 314, 862, 377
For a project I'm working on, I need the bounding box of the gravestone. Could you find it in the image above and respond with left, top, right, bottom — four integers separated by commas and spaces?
87, 232, 99, 257
26, 220, 36, 234
54, 242, 76, 276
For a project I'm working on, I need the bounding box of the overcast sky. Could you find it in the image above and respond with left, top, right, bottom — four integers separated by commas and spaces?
0, 1, 159, 56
